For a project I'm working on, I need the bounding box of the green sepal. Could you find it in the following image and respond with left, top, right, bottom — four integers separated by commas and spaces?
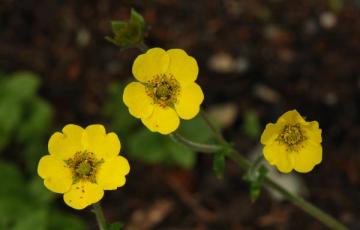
106, 8, 146, 49
243, 164, 268, 202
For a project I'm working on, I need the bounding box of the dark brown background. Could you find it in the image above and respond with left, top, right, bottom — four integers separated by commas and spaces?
1, 0, 360, 229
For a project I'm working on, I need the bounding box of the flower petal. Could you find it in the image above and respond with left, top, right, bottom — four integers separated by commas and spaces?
132, 48, 170, 82
175, 83, 203, 119
123, 82, 154, 118
63, 182, 104, 210
263, 144, 293, 173
37, 155, 72, 193
277, 109, 306, 124
141, 106, 180, 134
304, 121, 322, 144
292, 142, 322, 173
48, 124, 85, 160
167, 49, 198, 85
260, 123, 282, 145
97, 156, 130, 190
84, 124, 121, 159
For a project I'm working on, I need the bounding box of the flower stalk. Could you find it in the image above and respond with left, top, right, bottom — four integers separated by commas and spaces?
170, 129, 348, 230
92, 203, 107, 230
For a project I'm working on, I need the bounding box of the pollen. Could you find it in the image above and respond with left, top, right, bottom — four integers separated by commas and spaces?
145, 73, 180, 108
276, 124, 306, 151
65, 151, 104, 184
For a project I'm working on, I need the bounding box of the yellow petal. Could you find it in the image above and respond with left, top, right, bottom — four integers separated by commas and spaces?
167, 49, 198, 85
48, 124, 85, 160
141, 106, 180, 134
84, 124, 121, 159
277, 109, 306, 124
304, 121, 322, 144
63, 182, 104, 210
37, 155, 72, 193
292, 142, 322, 173
263, 144, 293, 173
132, 48, 170, 82
175, 83, 204, 119
97, 156, 130, 190
260, 123, 282, 145
123, 82, 154, 118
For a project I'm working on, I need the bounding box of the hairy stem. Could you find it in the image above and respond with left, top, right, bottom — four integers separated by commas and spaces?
170, 132, 348, 230
92, 203, 107, 230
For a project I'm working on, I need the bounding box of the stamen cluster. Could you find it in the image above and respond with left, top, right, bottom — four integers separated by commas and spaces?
65, 151, 104, 183
276, 124, 307, 152
145, 74, 180, 108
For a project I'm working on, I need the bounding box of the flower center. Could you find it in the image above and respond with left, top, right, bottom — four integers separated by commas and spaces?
145, 74, 180, 107
65, 151, 104, 183
276, 124, 306, 151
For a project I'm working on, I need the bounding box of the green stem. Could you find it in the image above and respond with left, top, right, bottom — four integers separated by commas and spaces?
170, 133, 348, 230
200, 109, 226, 144
92, 203, 107, 230
137, 42, 149, 52
169, 132, 222, 153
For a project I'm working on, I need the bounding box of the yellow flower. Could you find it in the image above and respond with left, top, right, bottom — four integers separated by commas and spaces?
123, 47, 204, 134
260, 110, 322, 173
37, 124, 130, 209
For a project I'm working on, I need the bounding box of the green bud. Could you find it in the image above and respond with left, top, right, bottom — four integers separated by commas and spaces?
106, 8, 146, 49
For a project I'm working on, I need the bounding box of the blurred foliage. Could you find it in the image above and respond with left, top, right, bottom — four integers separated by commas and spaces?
103, 81, 214, 169
106, 8, 147, 50
243, 163, 268, 202
328, 0, 344, 13
0, 71, 86, 229
212, 151, 225, 179
242, 111, 261, 140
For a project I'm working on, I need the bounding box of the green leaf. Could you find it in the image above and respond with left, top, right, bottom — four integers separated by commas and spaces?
107, 222, 124, 230
17, 97, 52, 143
242, 111, 261, 139
128, 129, 168, 164
212, 151, 225, 178
13, 209, 47, 230
3, 71, 40, 101
177, 114, 213, 143
167, 141, 196, 169
28, 177, 55, 206
0, 161, 25, 197
48, 211, 87, 230
128, 128, 197, 169
103, 82, 138, 134
0, 99, 22, 151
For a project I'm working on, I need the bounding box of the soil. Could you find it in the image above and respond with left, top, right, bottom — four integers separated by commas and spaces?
1, 0, 360, 229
